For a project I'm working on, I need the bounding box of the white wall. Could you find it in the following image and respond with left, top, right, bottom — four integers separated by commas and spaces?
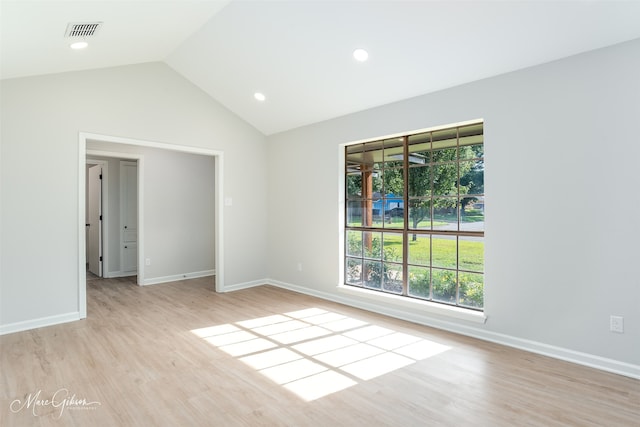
266, 39, 640, 373
0, 62, 268, 330
87, 146, 215, 280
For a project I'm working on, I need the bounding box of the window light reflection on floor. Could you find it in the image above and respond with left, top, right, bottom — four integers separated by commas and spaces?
191, 308, 451, 401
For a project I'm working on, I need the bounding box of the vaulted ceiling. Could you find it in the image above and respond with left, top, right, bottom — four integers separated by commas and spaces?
2, 1, 640, 135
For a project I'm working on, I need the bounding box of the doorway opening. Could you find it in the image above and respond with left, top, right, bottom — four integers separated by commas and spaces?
78, 132, 224, 319
85, 156, 140, 281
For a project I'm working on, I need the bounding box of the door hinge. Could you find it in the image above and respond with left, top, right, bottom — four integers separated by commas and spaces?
99, 256, 103, 261
99, 174, 102, 180
99, 215, 102, 221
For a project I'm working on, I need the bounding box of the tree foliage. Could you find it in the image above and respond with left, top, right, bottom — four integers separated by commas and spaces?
405, 146, 477, 230
347, 144, 483, 224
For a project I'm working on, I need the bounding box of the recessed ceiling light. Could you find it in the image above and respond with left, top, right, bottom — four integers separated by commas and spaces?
353, 48, 368, 62
70, 41, 88, 50
254, 92, 266, 102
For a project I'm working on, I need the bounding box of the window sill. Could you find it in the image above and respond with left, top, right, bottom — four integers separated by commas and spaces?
337, 284, 487, 324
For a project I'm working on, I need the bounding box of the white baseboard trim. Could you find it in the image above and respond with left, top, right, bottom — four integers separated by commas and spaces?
220, 279, 266, 293
105, 271, 136, 278
143, 269, 215, 286
0, 312, 81, 336
264, 279, 640, 380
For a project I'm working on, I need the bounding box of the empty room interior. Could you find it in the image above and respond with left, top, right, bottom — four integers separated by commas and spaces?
1, 1, 639, 426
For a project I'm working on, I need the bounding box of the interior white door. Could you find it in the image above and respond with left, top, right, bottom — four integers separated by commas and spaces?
121, 161, 138, 274
88, 165, 102, 276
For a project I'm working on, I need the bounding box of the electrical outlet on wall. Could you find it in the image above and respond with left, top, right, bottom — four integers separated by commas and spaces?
145, 258, 151, 266
610, 315, 624, 333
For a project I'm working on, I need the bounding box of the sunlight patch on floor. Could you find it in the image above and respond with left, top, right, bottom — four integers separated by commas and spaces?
191, 307, 451, 401
251, 320, 308, 336
292, 335, 357, 356
340, 352, 415, 380
204, 330, 257, 347
269, 325, 332, 345
240, 348, 303, 370
260, 358, 327, 385
313, 342, 384, 367
219, 338, 277, 357
284, 370, 357, 401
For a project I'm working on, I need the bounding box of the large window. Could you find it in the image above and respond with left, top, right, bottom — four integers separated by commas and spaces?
344, 121, 484, 310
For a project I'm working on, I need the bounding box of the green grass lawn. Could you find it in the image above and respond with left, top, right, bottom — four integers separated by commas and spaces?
346, 228, 484, 308
381, 233, 483, 272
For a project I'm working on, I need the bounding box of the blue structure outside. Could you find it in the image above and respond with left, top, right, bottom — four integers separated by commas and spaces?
372, 194, 404, 215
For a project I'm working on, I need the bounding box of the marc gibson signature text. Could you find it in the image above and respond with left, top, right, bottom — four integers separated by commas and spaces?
10, 388, 101, 418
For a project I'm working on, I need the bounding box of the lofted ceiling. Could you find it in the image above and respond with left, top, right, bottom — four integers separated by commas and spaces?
2, 1, 640, 136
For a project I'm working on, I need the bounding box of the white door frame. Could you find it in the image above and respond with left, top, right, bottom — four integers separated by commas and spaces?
78, 132, 224, 319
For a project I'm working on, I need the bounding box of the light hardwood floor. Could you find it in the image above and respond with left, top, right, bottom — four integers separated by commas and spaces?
1, 276, 638, 426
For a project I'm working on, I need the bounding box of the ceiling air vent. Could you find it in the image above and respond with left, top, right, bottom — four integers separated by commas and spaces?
65, 22, 102, 38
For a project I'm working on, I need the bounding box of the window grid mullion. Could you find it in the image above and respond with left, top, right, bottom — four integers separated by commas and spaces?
456, 128, 461, 305
402, 135, 409, 296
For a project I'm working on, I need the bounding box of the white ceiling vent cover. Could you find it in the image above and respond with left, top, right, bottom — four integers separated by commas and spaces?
65, 22, 102, 38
